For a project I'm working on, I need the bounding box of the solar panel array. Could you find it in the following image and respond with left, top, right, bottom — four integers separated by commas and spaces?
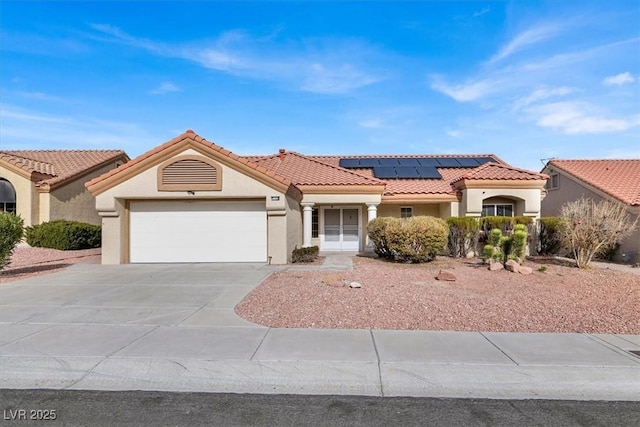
338, 157, 494, 179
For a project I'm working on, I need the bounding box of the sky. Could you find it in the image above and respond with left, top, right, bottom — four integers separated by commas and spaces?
1, 1, 638, 172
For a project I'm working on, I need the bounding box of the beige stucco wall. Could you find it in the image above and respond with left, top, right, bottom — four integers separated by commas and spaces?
47, 163, 119, 226
541, 169, 640, 263
377, 204, 440, 218
462, 188, 542, 218
285, 193, 303, 261
96, 148, 291, 264
0, 167, 38, 226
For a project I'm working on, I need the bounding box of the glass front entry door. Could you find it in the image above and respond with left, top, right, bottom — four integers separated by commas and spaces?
321, 207, 360, 251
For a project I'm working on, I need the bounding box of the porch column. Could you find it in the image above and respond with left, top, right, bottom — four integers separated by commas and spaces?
301, 203, 315, 247
366, 203, 378, 249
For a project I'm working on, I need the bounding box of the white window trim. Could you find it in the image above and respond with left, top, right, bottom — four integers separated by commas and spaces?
481, 203, 514, 217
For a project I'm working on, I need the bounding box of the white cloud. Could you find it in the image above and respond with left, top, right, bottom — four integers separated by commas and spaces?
150, 81, 181, 95
358, 118, 383, 129
489, 23, 562, 64
603, 72, 635, 86
430, 77, 497, 102
446, 129, 463, 138
528, 102, 640, 134
89, 24, 383, 95
513, 86, 577, 110
473, 7, 490, 18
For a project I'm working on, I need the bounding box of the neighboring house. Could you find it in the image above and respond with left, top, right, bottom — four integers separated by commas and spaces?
541, 159, 640, 263
0, 150, 129, 226
86, 130, 548, 265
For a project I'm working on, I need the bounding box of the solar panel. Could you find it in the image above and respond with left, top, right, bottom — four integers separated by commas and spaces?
436, 158, 461, 167
398, 158, 421, 166
476, 157, 496, 165
359, 158, 381, 167
394, 167, 420, 178
379, 158, 400, 166
338, 158, 361, 168
416, 166, 442, 179
456, 157, 481, 167
372, 167, 397, 179
417, 158, 440, 166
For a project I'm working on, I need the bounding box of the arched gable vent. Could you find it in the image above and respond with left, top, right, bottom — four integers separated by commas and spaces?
157, 155, 222, 191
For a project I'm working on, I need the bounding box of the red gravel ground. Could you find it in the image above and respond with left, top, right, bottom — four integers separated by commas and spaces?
0, 246, 101, 284
236, 256, 640, 333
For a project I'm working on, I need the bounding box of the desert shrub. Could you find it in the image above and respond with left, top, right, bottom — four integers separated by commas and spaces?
537, 217, 565, 255
482, 225, 528, 265
560, 197, 639, 269
367, 217, 395, 259
25, 220, 101, 250
481, 215, 534, 236
387, 216, 448, 263
0, 212, 24, 270
509, 224, 528, 263
291, 245, 319, 263
446, 217, 480, 258
368, 216, 448, 263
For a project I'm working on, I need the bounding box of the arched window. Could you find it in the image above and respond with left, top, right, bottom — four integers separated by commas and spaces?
0, 178, 17, 214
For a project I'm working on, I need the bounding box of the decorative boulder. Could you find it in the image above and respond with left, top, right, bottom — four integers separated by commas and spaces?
349, 281, 362, 288
436, 270, 456, 281
488, 261, 504, 271
505, 259, 520, 273
518, 266, 533, 275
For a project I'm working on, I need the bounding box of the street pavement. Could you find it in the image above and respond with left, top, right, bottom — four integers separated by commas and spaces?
1, 258, 639, 401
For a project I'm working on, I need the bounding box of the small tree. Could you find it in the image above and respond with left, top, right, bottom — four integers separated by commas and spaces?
0, 212, 24, 270
560, 197, 639, 269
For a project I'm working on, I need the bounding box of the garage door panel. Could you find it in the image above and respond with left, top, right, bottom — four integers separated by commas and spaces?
129, 201, 267, 263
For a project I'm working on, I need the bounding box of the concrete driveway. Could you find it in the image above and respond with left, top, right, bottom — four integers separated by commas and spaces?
1, 263, 639, 400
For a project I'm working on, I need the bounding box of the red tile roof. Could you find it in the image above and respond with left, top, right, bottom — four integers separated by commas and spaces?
454, 162, 549, 182
547, 159, 640, 206
249, 152, 384, 186
0, 149, 128, 188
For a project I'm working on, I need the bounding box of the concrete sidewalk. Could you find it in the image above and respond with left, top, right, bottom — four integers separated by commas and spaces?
1, 261, 639, 401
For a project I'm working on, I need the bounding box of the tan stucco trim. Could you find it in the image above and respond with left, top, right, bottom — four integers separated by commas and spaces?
156, 155, 223, 191
454, 179, 547, 190
87, 138, 291, 196
124, 200, 130, 264
297, 185, 385, 194
381, 194, 459, 204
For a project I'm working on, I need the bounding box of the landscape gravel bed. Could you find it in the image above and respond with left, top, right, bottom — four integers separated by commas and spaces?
236, 256, 640, 333
0, 246, 101, 283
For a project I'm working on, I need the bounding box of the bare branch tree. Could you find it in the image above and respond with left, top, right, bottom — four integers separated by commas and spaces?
560, 197, 638, 269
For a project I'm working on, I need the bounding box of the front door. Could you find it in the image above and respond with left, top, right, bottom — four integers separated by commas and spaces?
321, 207, 360, 251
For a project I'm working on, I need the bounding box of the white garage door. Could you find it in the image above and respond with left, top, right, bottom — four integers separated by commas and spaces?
129, 200, 267, 263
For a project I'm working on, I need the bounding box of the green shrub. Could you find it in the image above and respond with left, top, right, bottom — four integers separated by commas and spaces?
291, 245, 319, 263
367, 217, 395, 259
25, 220, 101, 250
538, 217, 565, 255
446, 217, 480, 258
511, 224, 528, 262
386, 216, 449, 263
0, 212, 24, 270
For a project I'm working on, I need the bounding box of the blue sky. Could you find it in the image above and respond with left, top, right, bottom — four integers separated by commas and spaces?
1, 1, 638, 171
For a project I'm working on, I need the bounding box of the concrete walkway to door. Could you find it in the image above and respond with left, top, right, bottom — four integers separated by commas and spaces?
1, 261, 639, 401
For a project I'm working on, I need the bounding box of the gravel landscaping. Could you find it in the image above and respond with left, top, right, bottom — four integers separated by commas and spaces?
236, 256, 640, 333
0, 246, 101, 283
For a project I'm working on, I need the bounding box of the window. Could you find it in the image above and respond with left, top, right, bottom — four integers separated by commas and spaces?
400, 207, 413, 218
546, 173, 559, 190
482, 204, 514, 217
311, 208, 319, 238
0, 179, 16, 214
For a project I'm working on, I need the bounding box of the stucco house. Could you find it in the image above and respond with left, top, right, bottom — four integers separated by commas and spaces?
86, 130, 548, 264
0, 150, 129, 226
541, 159, 640, 263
